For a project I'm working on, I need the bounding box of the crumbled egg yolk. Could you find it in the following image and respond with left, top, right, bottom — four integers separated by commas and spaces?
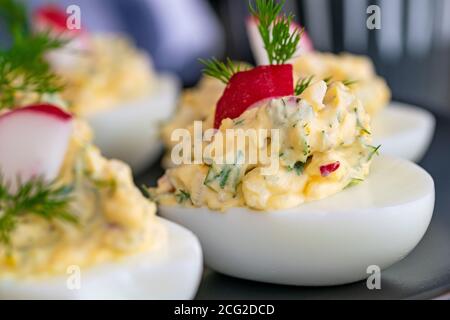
57, 34, 156, 116
292, 52, 391, 116
161, 54, 388, 168
161, 75, 225, 168
152, 80, 376, 211
0, 120, 163, 278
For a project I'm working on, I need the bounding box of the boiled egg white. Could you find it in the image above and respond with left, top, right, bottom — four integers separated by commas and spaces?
372, 102, 435, 162
87, 73, 180, 173
159, 155, 434, 286
0, 218, 202, 300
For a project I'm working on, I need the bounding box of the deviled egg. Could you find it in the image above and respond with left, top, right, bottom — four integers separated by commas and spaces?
0, 105, 202, 299
33, 5, 180, 172
150, 0, 434, 286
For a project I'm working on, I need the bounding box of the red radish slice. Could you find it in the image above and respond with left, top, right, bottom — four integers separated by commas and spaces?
33, 5, 89, 70
320, 161, 340, 177
33, 4, 82, 35
214, 64, 294, 128
246, 16, 314, 66
0, 104, 73, 193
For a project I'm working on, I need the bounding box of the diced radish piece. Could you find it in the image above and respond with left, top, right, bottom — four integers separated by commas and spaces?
214, 64, 294, 128
33, 4, 90, 70
246, 16, 314, 66
320, 161, 340, 177
0, 104, 73, 192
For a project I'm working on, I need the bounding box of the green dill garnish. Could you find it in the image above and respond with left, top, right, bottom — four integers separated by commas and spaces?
219, 166, 232, 189
0, 0, 67, 110
294, 75, 314, 95
234, 118, 245, 126
249, 0, 302, 65
204, 163, 243, 193
292, 161, 305, 175
342, 79, 358, 86
140, 184, 151, 199
175, 190, 191, 204
0, 176, 76, 244
0, 0, 29, 36
303, 140, 310, 156
91, 177, 117, 191
345, 178, 364, 189
199, 57, 242, 84
323, 76, 333, 85
354, 107, 371, 135
83, 169, 117, 191
368, 145, 381, 161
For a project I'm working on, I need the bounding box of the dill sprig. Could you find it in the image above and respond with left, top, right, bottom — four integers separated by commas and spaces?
249, 0, 302, 65
368, 145, 381, 161
175, 190, 191, 204
294, 75, 314, 95
322, 77, 358, 87
0, 33, 66, 109
199, 57, 242, 84
0, 0, 29, 37
323, 76, 333, 85
0, 176, 77, 244
0, 0, 67, 110
345, 178, 364, 189
342, 79, 359, 86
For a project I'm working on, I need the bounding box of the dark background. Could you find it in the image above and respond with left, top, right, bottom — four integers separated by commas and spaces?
20, 0, 450, 113
207, 0, 450, 113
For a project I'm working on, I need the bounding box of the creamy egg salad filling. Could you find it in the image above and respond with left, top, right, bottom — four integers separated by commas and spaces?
160, 75, 226, 168
0, 119, 163, 278
161, 53, 389, 168
56, 34, 157, 116
292, 52, 391, 116
151, 80, 378, 211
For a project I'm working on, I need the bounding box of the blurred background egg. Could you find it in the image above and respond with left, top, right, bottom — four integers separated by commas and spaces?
0, 218, 203, 300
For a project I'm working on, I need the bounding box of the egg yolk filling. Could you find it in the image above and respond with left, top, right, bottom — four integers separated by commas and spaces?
152, 80, 377, 211
0, 120, 162, 278
56, 35, 157, 116
292, 52, 391, 116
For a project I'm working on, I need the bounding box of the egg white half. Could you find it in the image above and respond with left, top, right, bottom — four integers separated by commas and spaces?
0, 218, 202, 300
372, 102, 435, 162
87, 73, 180, 173
159, 155, 434, 286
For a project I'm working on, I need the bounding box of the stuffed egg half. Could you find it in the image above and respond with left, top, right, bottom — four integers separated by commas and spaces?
153, 80, 434, 286
0, 106, 201, 299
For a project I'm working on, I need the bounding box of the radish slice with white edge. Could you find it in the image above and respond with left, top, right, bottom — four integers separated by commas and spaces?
32, 4, 90, 70
0, 104, 73, 192
246, 16, 314, 66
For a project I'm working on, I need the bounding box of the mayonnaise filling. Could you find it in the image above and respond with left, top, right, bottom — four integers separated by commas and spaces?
152, 80, 376, 211
0, 120, 163, 278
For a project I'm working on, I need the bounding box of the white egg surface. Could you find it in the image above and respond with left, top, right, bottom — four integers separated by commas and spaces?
87, 73, 180, 173
0, 218, 202, 300
372, 102, 435, 162
159, 155, 434, 286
